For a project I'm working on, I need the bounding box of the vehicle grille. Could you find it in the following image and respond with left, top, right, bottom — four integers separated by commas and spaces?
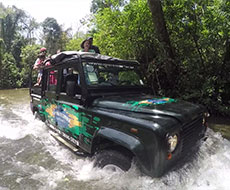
180, 116, 204, 155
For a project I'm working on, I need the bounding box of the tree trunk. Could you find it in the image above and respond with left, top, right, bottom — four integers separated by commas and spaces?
147, 0, 176, 92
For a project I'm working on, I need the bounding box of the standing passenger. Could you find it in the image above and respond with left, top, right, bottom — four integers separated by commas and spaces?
80, 39, 95, 53
33, 47, 47, 86
87, 37, 100, 54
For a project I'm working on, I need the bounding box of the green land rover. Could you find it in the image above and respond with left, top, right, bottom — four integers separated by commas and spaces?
30, 51, 208, 177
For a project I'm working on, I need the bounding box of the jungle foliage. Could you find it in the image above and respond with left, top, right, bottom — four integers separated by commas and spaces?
91, 0, 230, 116
0, 0, 229, 116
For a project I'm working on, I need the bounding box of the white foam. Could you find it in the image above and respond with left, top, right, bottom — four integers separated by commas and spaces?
31, 167, 65, 189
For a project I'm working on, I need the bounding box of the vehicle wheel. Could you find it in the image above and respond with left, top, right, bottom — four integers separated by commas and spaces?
93, 149, 132, 172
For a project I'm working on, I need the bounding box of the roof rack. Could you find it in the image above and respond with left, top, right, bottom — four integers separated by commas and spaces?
49, 51, 139, 66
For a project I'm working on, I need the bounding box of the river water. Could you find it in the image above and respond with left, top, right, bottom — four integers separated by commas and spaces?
0, 88, 230, 190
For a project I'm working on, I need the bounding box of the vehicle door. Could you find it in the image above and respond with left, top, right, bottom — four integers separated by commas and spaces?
43, 62, 100, 152
58, 62, 101, 152
55, 64, 100, 152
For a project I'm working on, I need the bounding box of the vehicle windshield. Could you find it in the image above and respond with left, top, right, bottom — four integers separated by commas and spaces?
83, 62, 144, 87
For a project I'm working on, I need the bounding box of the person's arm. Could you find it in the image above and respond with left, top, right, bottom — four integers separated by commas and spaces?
33, 58, 40, 69
96, 46, 100, 54
92, 45, 100, 54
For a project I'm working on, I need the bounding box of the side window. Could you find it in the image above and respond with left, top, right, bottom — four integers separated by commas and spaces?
46, 69, 58, 92
61, 67, 81, 97
83, 63, 98, 85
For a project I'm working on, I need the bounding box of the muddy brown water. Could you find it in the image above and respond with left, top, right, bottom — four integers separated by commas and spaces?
0, 88, 230, 190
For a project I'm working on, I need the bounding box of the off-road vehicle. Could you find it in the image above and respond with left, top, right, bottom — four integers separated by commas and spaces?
30, 51, 208, 177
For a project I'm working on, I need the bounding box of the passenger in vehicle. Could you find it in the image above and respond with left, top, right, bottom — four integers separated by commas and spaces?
65, 68, 77, 80
87, 37, 100, 54
80, 39, 96, 53
108, 73, 119, 85
65, 68, 80, 96
33, 47, 47, 86
44, 60, 57, 85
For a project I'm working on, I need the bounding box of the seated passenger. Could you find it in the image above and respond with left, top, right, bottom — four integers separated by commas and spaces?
45, 61, 57, 85
65, 69, 80, 96
108, 73, 119, 85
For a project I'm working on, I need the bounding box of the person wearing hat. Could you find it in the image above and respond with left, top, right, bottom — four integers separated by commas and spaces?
80, 39, 95, 53
87, 37, 100, 54
33, 47, 47, 86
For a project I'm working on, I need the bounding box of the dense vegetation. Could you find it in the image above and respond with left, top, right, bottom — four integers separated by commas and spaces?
0, 0, 229, 116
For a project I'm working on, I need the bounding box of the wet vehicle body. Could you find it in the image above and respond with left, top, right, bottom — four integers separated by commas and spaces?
29, 51, 208, 177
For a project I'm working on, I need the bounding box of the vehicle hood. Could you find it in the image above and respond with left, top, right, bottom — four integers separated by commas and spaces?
92, 95, 204, 124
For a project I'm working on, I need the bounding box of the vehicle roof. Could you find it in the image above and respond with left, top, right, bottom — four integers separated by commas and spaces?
50, 51, 139, 66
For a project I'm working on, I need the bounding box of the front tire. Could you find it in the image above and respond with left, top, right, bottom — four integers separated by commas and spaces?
93, 149, 132, 172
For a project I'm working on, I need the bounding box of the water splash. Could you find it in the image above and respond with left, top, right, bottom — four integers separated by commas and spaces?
0, 90, 230, 190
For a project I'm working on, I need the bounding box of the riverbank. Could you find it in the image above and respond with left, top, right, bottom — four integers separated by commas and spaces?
208, 116, 230, 140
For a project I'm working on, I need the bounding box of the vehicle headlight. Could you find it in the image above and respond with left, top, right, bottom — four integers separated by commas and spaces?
203, 112, 210, 126
167, 134, 178, 153
204, 112, 210, 118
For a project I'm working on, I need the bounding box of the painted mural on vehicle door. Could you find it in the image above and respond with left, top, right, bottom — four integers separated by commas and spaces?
38, 99, 100, 145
